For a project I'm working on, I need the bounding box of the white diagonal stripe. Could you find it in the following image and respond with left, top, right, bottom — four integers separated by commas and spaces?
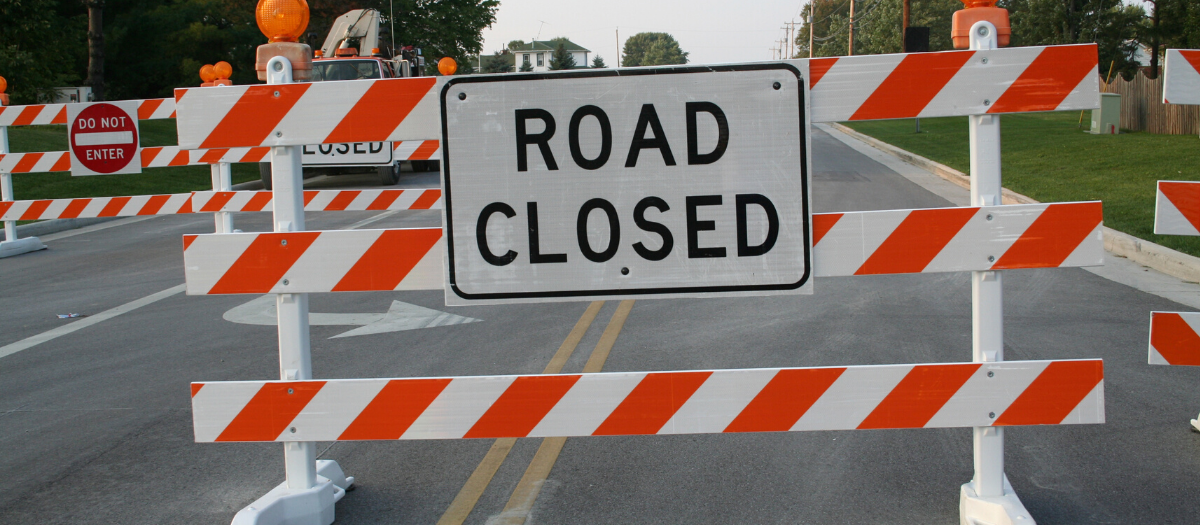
402, 375, 517, 439
660, 368, 777, 434
285, 379, 389, 441
528, 372, 645, 437
192, 381, 263, 442
792, 364, 912, 431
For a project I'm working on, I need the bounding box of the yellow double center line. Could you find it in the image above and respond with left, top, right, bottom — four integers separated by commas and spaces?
437, 300, 635, 525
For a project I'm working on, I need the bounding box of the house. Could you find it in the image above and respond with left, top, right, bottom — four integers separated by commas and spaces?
510, 39, 590, 71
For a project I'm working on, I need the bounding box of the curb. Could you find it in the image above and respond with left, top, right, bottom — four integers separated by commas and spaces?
2, 178, 263, 242
830, 122, 1200, 284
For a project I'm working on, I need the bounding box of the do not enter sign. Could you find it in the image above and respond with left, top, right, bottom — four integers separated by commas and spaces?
67, 101, 141, 176
441, 64, 811, 304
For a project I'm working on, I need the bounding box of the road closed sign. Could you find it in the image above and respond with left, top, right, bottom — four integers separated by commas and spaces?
440, 64, 811, 304
67, 101, 141, 176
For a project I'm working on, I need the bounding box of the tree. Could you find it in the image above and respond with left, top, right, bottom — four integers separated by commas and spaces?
621, 32, 688, 67
519, 60, 533, 72
1143, 0, 1200, 77
549, 42, 576, 70
797, 0, 959, 57
592, 55, 606, 68
480, 51, 513, 73
507, 40, 525, 52
0, 0, 80, 104
83, 0, 105, 100
1002, 0, 1144, 80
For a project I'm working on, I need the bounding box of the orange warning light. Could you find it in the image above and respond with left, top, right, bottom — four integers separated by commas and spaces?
256, 0, 310, 43
200, 64, 217, 82
0, 76, 7, 106
952, 0, 1009, 48
438, 57, 458, 76
213, 61, 232, 79
314, 50, 323, 57
0, 76, 7, 94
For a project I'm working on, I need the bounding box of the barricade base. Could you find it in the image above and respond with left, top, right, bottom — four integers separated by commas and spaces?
0, 236, 46, 258
959, 475, 1035, 525
230, 460, 353, 525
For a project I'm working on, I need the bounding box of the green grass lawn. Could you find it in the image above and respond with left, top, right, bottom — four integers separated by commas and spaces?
843, 112, 1200, 257
4, 120, 258, 201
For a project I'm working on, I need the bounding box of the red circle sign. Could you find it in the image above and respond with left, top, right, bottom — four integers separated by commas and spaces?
70, 103, 139, 174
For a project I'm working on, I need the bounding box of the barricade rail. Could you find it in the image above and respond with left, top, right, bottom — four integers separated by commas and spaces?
180, 202, 1104, 295
0, 140, 442, 174
191, 360, 1104, 442
171, 44, 1100, 149
0, 188, 442, 221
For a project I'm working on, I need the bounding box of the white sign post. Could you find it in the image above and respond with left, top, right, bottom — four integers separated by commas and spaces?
440, 65, 811, 305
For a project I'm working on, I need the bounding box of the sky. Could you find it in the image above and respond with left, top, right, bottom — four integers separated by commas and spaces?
479, 0, 811, 66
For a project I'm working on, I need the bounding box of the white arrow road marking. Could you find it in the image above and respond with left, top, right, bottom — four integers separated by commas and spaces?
223, 295, 481, 338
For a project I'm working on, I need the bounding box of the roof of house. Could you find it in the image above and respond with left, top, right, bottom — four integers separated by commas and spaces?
510, 39, 590, 53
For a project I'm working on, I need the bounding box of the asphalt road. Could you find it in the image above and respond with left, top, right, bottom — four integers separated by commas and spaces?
3, 125, 1200, 524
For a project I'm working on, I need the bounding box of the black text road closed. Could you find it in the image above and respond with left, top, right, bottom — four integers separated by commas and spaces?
301, 142, 393, 165
440, 65, 810, 304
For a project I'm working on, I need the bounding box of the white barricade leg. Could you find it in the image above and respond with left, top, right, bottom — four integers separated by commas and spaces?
0, 125, 46, 258
959, 20, 1034, 525
210, 161, 234, 233
229, 55, 350, 525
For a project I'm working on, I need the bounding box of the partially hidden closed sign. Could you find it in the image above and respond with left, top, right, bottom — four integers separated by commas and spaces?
440, 65, 811, 304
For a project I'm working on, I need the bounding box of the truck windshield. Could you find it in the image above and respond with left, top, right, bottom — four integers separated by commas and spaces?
312, 60, 382, 81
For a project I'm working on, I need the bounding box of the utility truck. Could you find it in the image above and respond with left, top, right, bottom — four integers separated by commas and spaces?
259, 9, 438, 189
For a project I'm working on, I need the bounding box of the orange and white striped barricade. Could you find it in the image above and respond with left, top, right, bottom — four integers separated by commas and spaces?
0, 188, 441, 222
179, 203, 1103, 295
191, 359, 1104, 442
0, 97, 175, 258
0, 96, 47, 258
1147, 51, 1200, 431
174, 33, 1105, 525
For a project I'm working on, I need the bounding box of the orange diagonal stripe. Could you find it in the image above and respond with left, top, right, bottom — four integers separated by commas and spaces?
593, 372, 712, 436
994, 361, 1103, 426
857, 364, 980, 429
856, 207, 976, 275
338, 378, 452, 440
464, 375, 582, 438
331, 228, 442, 292
989, 45, 1098, 113
207, 232, 321, 294
201, 84, 311, 148
724, 368, 845, 432
992, 202, 1102, 269
850, 51, 973, 120
1151, 313, 1200, 366
216, 381, 326, 442
323, 78, 436, 143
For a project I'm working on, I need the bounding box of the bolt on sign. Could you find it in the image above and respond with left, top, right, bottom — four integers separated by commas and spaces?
67, 101, 142, 176
440, 65, 811, 304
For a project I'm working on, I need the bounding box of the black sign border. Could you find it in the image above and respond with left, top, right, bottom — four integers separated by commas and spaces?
440, 63, 810, 301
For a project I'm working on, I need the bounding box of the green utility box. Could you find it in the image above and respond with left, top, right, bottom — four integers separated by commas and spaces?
1090, 92, 1121, 134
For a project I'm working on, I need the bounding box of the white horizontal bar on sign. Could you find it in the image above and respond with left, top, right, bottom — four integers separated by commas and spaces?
795, 43, 1100, 123
0, 194, 193, 221
73, 131, 134, 146
813, 202, 1104, 276
1163, 50, 1200, 105
189, 359, 1104, 442
1154, 181, 1200, 236
0, 98, 176, 127
173, 77, 445, 149
190, 188, 443, 213
181, 228, 444, 295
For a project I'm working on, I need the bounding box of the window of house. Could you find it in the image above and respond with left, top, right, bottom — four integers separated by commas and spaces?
523, 54, 530, 65
537, 53, 544, 67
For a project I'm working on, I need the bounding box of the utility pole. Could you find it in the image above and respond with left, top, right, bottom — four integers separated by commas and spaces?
848, 0, 855, 56
902, 0, 911, 52
809, 2, 815, 58
616, 27, 620, 67
781, 25, 790, 59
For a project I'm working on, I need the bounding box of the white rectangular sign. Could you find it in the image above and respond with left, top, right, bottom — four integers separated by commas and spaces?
300, 142, 393, 165
440, 64, 811, 304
